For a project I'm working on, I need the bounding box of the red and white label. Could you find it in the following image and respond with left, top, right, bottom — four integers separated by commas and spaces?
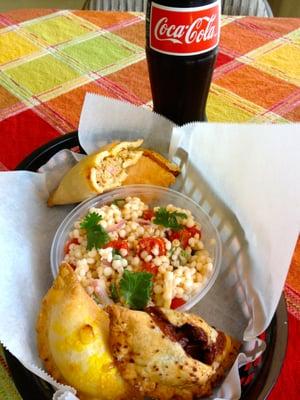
150, 1, 220, 56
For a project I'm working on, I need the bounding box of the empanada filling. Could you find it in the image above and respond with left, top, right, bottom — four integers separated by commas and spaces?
146, 307, 226, 365
95, 150, 142, 187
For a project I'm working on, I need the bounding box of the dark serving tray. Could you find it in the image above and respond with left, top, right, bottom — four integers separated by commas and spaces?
4, 132, 288, 400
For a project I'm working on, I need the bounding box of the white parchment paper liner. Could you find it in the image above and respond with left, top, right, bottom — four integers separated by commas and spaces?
0, 93, 299, 400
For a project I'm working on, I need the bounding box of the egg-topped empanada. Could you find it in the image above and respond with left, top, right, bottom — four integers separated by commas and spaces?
47, 140, 180, 206
107, 305, 240, 400
36, 263, 139, 400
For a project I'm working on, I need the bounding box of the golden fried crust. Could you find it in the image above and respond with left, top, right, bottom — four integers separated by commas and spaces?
107, 305, 240, 400
124, 155, 176, 187
36, 264, 138, 400
141, 149, 180, 176
124, 148, 180, 188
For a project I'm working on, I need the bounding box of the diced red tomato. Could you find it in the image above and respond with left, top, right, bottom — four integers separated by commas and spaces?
142, 209, 155, 220
64, 238, 79, 254
167, 226, 201, 248
171, 297, 186, 309
187, 226, 201, 237
179, 230, 192, 248
167, 230, 180, 242
142, 262, 158, 275
104, 240, 129, 251
137, 237, 166, 256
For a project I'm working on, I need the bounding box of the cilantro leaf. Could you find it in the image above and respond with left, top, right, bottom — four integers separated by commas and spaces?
80, 212, 110, 250
153, 207, 187, 231
110, 283, 119, 303
119, 270, 153, 310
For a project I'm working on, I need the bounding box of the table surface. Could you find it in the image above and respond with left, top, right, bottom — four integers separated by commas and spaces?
0, 8, 299, 400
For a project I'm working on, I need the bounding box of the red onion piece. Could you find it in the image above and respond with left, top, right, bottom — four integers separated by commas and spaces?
93, 279, 113, 305
107, 220, 125, 232
137, 218, 152, 225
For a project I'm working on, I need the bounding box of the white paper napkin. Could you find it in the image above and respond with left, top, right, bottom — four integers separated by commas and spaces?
171, 122, 300, 338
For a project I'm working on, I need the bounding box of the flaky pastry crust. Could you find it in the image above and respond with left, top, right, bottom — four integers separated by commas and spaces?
36, 263, 138, 400
107, 305, 240, 400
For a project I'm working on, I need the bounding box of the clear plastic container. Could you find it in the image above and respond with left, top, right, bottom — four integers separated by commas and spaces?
50, 185, 222, 311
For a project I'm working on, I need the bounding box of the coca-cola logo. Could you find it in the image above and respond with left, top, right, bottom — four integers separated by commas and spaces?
154, 15, 217, 44
150, 1, 220, 56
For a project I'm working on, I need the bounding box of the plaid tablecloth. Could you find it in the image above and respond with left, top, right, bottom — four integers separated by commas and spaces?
0, 8, 299, 400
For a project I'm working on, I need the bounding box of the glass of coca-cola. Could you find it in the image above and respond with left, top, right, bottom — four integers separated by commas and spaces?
146, 0, 221, 125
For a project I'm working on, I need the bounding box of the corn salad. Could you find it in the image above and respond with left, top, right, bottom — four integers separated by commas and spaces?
63, 197, 214, 309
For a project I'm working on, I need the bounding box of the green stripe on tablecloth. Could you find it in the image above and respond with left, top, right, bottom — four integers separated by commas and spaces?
0, 346, 22, 400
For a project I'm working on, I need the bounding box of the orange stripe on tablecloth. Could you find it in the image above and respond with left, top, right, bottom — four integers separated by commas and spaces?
212, 59, 244, 80
214, 63, 299, 110
36, 71, 146, 133
0, 8, 57, 24
265, 90, 300, 117
238, 17, 300, 39
283, 103, 300, 122
286, 236, 300, 293
284, 285, 300, 320
220, 21, 273, 57
111, 19, 146, 49
72, 10, 141, 31
34, 100, 77, 134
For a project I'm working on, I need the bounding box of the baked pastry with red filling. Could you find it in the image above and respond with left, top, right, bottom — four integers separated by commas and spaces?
107, 304, 240, 400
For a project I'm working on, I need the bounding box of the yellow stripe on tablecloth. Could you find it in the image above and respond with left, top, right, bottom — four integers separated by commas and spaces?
37, 51, 145, 103
0, 31, 41, 66
250, 112, 290, 123
23, 15, 92, 46
0, 347, 22, 400
255, 43, 300, 83
207, 84, 266, 122
236, 30, 300, 86
287, 29, 300, 44
221, 15, 243, 27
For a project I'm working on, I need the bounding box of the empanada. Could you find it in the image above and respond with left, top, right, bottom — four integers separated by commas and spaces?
48, 140, 180, 206
124, 148, 180, 187
36, 263, 138, 400
47, 140, 143, 206
107, 305, 240, 400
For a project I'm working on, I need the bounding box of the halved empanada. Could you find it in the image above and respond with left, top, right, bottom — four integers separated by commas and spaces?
47, 140, 180, 206
107, 305, 240, 400
36, 263, 138, 400
47, 140, 143, 206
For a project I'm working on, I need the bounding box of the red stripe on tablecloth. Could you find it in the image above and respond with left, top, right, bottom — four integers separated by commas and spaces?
0, 162, 9, 171
268, 312, 300, 399
0, 109, 60, 170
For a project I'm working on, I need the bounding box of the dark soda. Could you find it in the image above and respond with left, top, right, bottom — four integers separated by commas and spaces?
146, 0, 221, 125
